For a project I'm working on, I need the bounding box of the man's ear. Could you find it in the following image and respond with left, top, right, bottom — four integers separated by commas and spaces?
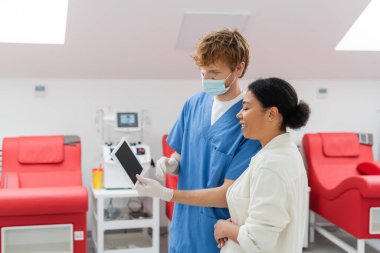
236, 62, 245, 78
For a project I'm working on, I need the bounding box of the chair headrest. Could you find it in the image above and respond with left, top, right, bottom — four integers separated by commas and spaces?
320, 133, 359, 157
18, 136, 64, 164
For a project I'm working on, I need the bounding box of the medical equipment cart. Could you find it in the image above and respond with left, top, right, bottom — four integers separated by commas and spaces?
90, 188, 159, 253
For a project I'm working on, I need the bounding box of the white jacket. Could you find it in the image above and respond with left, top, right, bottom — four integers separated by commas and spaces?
222, 133, 308, 253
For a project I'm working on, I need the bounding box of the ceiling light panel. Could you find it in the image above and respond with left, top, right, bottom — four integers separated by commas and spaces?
0, 0, 69, 44
176, 11, 251, 50
336, 0, 380, 51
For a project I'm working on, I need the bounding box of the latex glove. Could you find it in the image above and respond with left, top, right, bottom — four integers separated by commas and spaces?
155, 156, 179, 181
136, 174, 174, 201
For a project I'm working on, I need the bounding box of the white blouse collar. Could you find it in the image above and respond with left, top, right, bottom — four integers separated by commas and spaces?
262, 132, 292, 151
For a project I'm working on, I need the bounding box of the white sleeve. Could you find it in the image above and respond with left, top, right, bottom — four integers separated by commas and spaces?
237, 168, 290, 252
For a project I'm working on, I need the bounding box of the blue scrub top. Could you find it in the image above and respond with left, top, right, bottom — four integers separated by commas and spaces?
166, 92, 261, 253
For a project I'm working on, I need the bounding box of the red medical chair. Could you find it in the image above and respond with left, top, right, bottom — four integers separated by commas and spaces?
162, 135, 178, 221
0, 135, 88, 253
303, 132, 380, 252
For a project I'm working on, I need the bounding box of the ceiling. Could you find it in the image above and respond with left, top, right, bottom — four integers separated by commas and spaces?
0, 0, 379, 80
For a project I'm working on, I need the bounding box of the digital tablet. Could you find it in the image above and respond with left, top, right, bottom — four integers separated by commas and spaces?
110, 137, 146, 188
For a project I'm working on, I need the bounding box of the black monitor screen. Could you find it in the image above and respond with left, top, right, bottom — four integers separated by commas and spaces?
114, 141, 143, 184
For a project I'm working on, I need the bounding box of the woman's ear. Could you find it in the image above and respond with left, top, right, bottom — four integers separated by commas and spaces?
268, 107, 280, 121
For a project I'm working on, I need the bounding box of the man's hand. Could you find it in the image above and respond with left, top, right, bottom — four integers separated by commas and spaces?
136, 174, 174, 201
155, 156, 179, 180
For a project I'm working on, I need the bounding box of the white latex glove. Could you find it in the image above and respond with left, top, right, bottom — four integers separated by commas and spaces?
136, 174, 174, 202
155, 156, 179, 181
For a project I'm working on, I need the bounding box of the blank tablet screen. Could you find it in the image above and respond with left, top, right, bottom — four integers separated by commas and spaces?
114, 141, 143, 184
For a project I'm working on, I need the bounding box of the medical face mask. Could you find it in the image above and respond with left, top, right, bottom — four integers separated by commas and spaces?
202, 72, 232, 96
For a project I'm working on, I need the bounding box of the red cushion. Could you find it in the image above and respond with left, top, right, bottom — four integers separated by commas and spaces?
357, 161, 380, 175
18, 136, 64, 164
320, 133, 359, 157
0, 186, 88, 216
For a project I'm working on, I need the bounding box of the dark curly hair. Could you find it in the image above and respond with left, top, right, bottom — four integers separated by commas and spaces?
248, 78, 310, 130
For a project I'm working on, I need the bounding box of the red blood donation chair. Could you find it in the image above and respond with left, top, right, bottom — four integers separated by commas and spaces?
0, 135, 88, 253
302, 132, 380, 252
162, 135, 177, 221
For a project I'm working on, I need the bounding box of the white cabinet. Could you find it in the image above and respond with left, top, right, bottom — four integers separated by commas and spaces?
90, 188, 159, 253
370, 207, 380, 235
1, 224, 73, 253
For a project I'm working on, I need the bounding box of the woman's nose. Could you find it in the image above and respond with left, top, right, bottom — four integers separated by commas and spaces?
236, 110, 242, 119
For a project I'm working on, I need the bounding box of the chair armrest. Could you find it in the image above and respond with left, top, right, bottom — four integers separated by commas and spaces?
357, 161, 380, 175
356, 176, 380, 198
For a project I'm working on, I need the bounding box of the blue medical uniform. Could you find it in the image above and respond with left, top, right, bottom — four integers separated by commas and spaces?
166, 92, 261, 253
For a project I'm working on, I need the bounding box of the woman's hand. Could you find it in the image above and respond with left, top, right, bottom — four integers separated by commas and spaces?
217, 237, 228, 248
214, 218, 240, 247
214, 219, 234, 247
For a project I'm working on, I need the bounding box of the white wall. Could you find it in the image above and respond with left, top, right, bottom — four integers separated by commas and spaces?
1, 78, 380, 229
0, 78, 200, 228
290, 79, 380, 159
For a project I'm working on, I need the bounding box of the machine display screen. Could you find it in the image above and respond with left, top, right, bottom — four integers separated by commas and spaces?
113, 140, 143, 185
117, 112, 138, 128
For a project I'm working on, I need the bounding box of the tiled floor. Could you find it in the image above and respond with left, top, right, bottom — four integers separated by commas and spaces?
88, 228, 380, 253
304, 230, 379, 253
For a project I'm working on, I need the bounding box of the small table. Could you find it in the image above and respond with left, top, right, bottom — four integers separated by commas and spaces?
90, 188, 160, 253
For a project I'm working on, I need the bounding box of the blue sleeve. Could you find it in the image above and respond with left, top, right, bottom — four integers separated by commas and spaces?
225, 139, 261, 180
166, 100, 189, 155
